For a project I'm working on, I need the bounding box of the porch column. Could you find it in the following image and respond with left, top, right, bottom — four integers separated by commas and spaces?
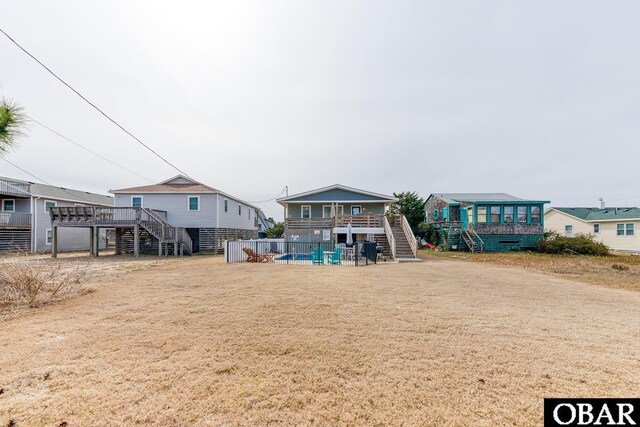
94, 226, 100, 257
51, 226, 58, 258
89, 227, 95, 256
133, 224, 140, 257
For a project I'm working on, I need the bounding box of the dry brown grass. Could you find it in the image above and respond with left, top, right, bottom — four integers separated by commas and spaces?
423, 249, 640, 292
1, 255, 639, 426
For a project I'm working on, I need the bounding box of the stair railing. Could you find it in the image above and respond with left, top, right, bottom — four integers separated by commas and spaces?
383, 216, 397, 260
469, 228, 484, 252
400, 215, 418, 258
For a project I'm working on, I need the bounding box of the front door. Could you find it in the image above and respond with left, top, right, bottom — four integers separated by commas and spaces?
461, 208, 468, 229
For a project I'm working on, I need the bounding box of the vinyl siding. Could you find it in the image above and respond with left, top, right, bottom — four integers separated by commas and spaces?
33, 198, 107, 252
113, 193, 256, 231
545, 210, 640, 252
286, 202, 386, 218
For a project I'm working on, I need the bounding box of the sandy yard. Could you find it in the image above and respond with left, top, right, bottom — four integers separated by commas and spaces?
1, 254, 639, 426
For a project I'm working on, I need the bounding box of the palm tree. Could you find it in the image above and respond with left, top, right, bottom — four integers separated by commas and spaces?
0, 98, 26, 155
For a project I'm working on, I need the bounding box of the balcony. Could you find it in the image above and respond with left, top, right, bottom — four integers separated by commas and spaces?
0, 179, 30, 197
285, 214, 384, 230
0, 211, 31, 228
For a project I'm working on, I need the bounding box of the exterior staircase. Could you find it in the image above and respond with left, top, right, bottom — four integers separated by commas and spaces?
384, 215, 420, 262
373, 233, 391, 259
461, 228, 484, 253
49, 206, 192, 256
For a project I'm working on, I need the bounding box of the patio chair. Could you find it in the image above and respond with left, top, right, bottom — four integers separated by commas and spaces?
327, 247, 342, 265
312, 247, 324, 265
242, 247, 274, 263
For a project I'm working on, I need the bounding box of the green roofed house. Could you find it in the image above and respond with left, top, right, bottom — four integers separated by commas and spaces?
545, 202, 640, 253
424, 193, 550, 252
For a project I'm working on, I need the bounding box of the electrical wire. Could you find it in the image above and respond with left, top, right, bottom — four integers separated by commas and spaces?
29, 116, 155, 184
1, 157, 108, 204
0, 27, 190, 178
247, 187, 288, 204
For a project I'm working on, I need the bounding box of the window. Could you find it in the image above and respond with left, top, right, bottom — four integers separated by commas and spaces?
248, 207, 251, 219
45, 200, 57, 213
503, 206, 514, 223
490, 206, 501, 223
301, 205, 311, 218
434, 209, 439, 220
188, 196, 199, 211
351, 205, 362, 215
517, 206, 528, 223
131, 196, 142, 208
337, 205, 344, 216
616, 223, 635, 236
626, 223, 635, 236
2, 199, 15, 212
323, 205, 332, 218
530, 206, 541, 224
477, 206, 487, 223
46, 229, 52, 245
594, 224, 600, 233
238, 205, 242, 216
565, 225, 573, 237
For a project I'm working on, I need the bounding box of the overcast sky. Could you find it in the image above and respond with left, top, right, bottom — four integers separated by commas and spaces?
1, 1, 639, 219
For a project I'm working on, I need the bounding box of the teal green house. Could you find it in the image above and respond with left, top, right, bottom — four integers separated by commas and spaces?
424, 193, 550, 252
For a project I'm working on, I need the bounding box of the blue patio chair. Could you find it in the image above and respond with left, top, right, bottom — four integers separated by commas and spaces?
327, 247, 342, 265
312, 247, 324, 265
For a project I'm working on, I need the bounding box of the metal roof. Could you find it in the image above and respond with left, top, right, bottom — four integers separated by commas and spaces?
277, 184, 398, 204
0, 176, 113, 205
550, 207, 640, 222
429, 193, 549, 204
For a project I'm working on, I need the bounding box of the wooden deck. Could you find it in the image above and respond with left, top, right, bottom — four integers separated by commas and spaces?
285, 214, 384, 229
0, 211, 31, 228
49, 207, 191, 258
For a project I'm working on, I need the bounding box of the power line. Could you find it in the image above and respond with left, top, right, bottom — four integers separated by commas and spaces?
0, 27, 190, 178
247, 187, 288, 204
1, 157, 104, 204
29, 116, 155, 184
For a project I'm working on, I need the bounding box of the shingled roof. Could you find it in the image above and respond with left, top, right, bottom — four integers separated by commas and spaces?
550, 207, 640, 222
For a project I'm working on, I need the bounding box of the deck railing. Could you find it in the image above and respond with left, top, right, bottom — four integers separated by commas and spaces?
286, 214, 385, 229
0, 211, 31, 228
0, 179, 30, 197
383, 216, 396, 260
400, 214, 418, 258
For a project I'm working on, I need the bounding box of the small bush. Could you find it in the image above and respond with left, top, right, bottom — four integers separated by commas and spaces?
0, 263, 87, 317
537, 232, 609, 256
612, 264, 630, 272
417, 222, 441, 246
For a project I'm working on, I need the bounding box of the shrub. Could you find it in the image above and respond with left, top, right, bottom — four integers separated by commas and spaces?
0, 263, 87, 316
417, 222, 441, 245
537, 232, 609, 256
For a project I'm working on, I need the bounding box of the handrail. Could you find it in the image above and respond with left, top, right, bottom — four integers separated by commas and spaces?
0, 178, 30, 197
383, 216, 396, 260
0, 211, 31, 227
470, 228, 484, 252
400, 214, 418, 258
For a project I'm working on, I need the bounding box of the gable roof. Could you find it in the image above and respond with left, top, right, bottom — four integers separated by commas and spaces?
277, 184, 398, 204
110, 176, 259, 210
548, 207, 640, 222
428, 193, 549, 205
0, 176, 113, 205
111, 174, 217, 193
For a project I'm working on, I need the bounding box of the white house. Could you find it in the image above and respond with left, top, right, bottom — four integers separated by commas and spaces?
545, 206, 640, 253
110, 175, 259, 253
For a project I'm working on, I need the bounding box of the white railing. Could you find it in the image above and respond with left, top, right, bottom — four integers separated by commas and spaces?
383, 216, 396, 260
400, 214, 418, 258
